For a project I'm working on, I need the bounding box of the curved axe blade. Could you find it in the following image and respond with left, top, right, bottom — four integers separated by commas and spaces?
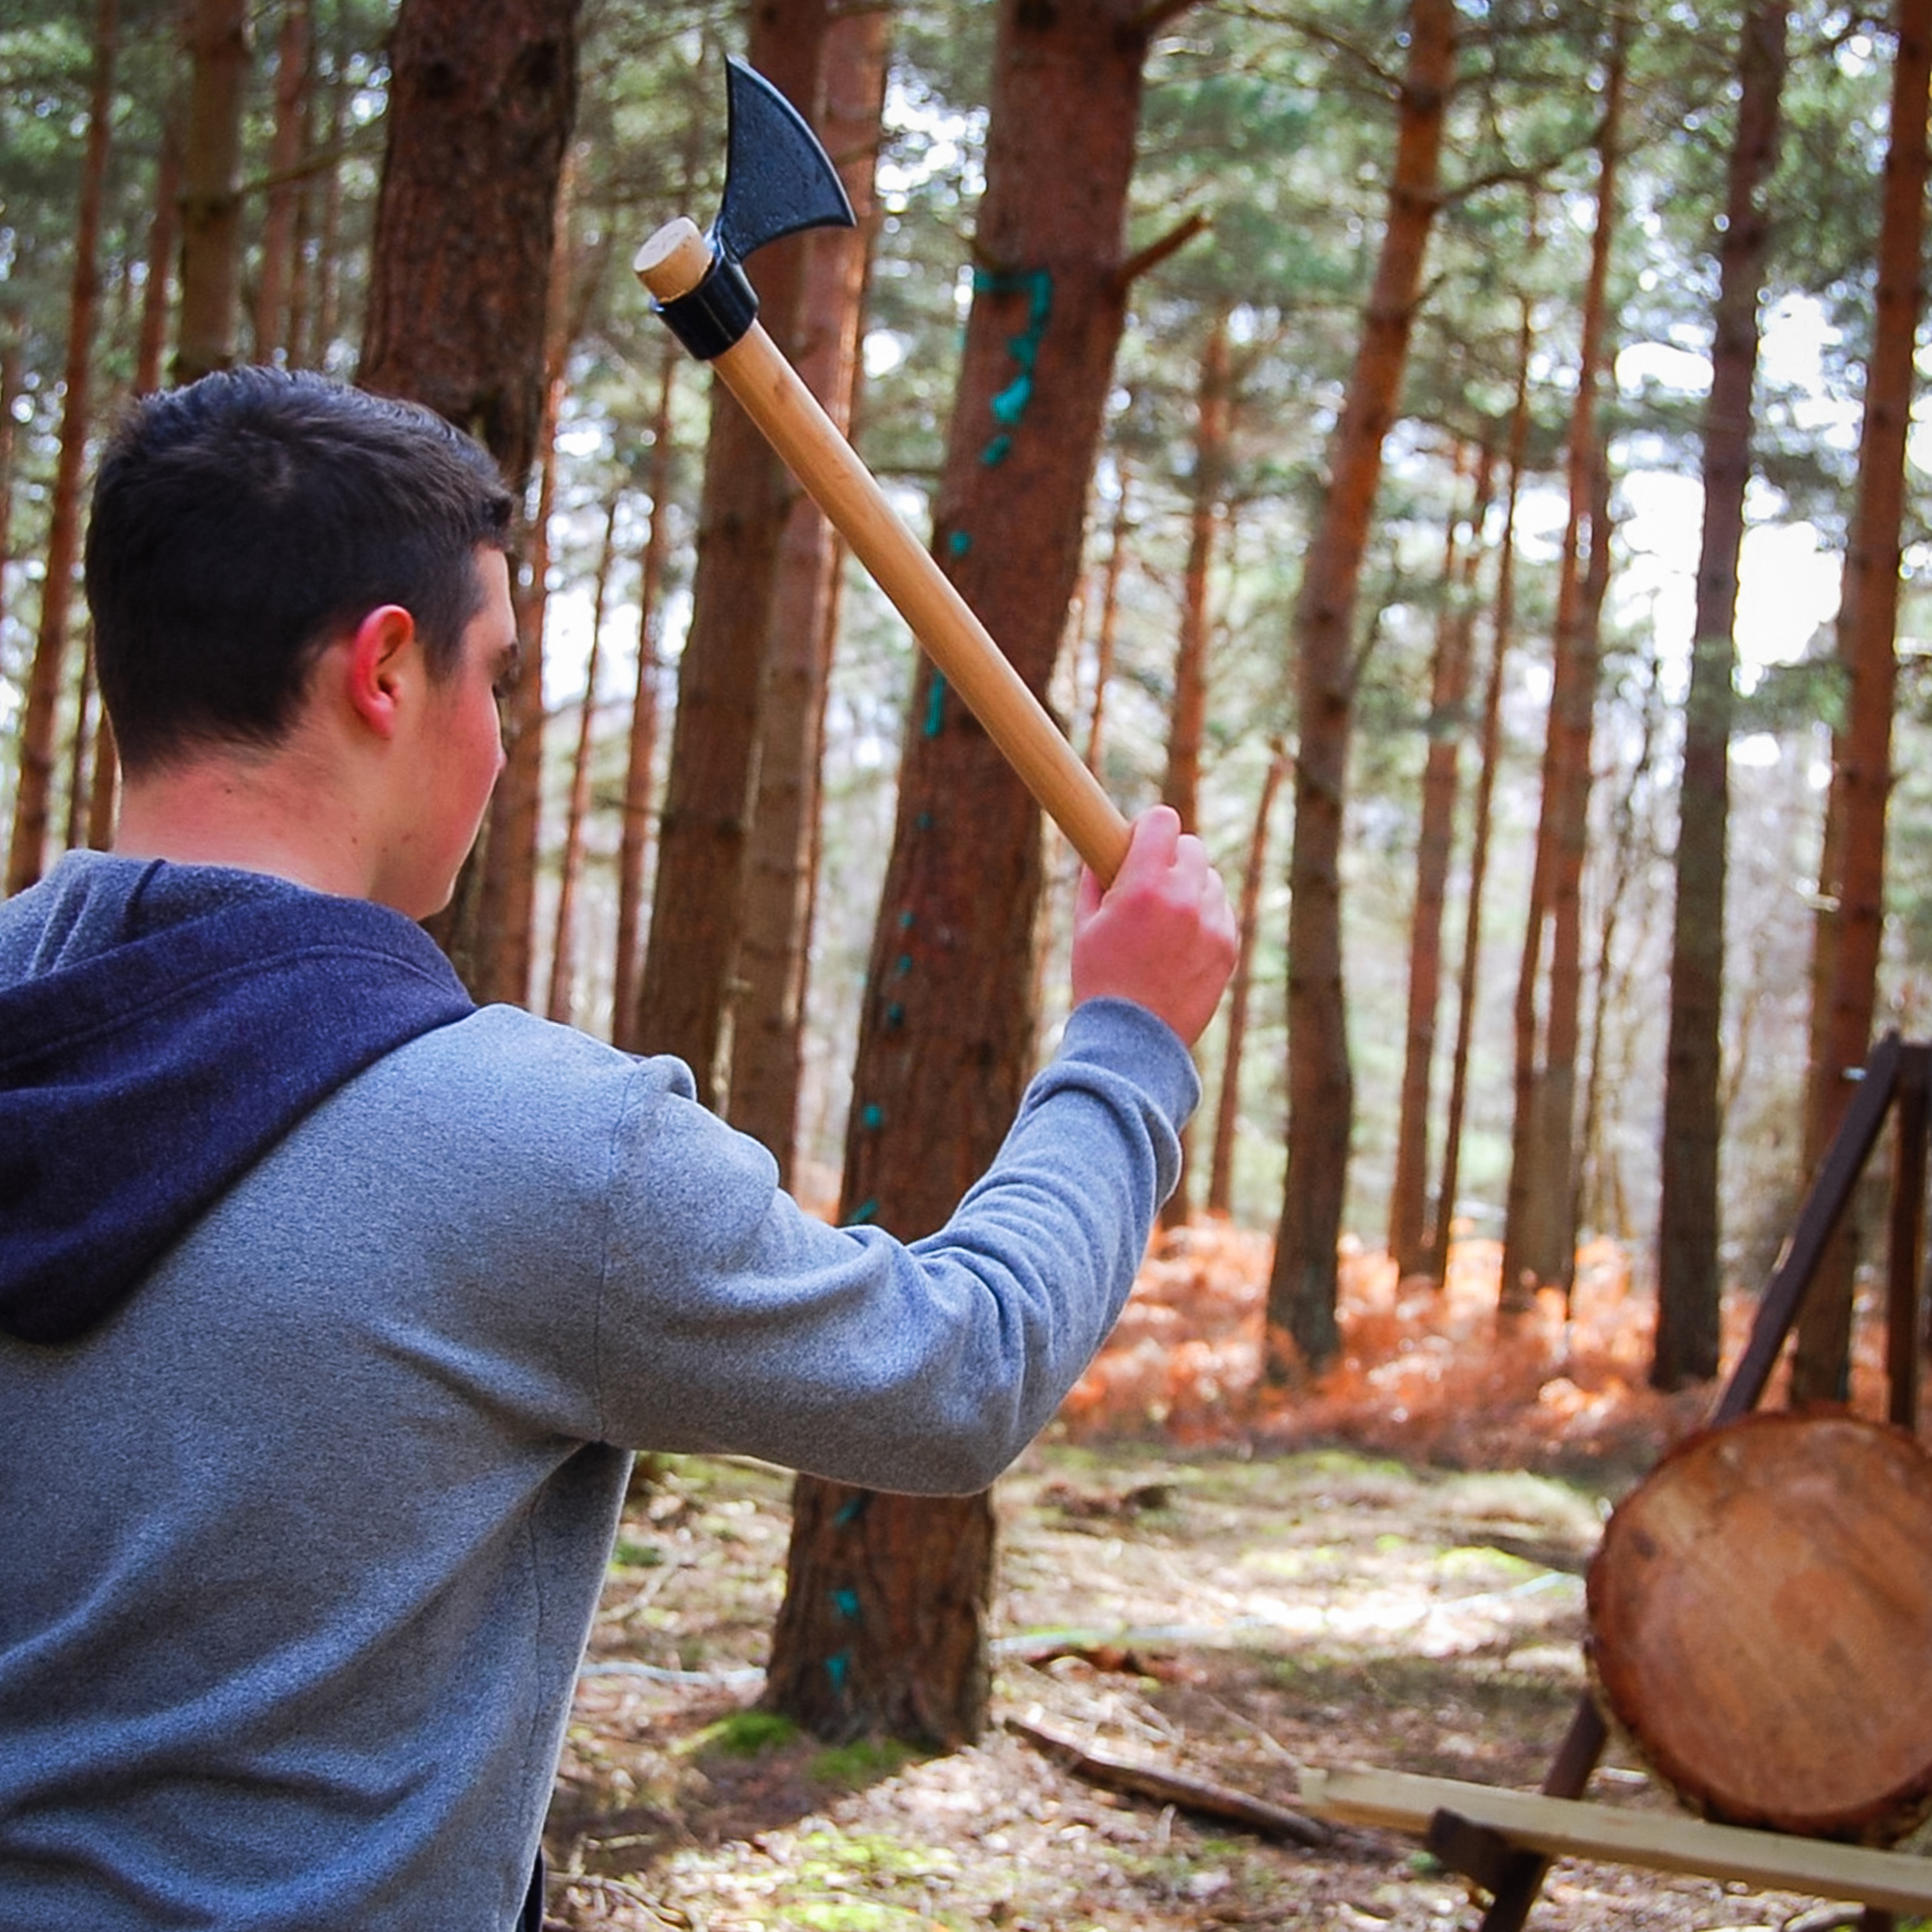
715, 55, 856, 266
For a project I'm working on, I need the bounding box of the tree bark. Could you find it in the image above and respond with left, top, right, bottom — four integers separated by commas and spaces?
728, 0, 890, 1177
763, 0, 1156, 1748
1653, 0, 1790, 1390
1083, 472, 1133, 777
361, 0, 582, 994
1265, 0, 1454, 1378
368, 28, 580, 984
1208, 742, 1289, 1218
1156, 311, 1232, 1230
0, 312, 23, 745
135, 116, 180, 398
547, 488, 618, 1025
7, 0, 116, 895
636, 0, 829, 1094
173, 0, 248, 385
1389, 440, 1493, 1278
251, 0, 312, 364
611, 346, 679, 1055
1792, 0, 1932, 1405
1498, 32, 1625, 1312
468, 145, 578, 1006
358, 0, 578, 491
301, 36, 348, 369
1434, 291, 1535, 1289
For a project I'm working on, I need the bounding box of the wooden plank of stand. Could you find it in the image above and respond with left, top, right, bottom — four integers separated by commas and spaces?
1299, 1768, 1932, 1916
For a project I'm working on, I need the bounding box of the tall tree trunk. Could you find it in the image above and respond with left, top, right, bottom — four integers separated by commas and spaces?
1580, 613, 1656, 1250
636, 0, 830, 1094
1653, 0, 1790, 1390
729, 1, 891, 1177
1498, 33, 1625, 1312
0, 313, 23, 731
611, 345, 680, 1054
1156, 311, 1233, 1230
7, 0, 116, 896
546, 490, 619, 1024
135, 117, 180, 396
762, 0, 1156, 1748
87, 114, 183, 855
1083, 471, 1133, 776
251, 0, 311, 364
1568, 440, 1620, 1249
361, 0, 582, 992
1792, 0, 1932, 1404
1389, 440, 1493, 1277
173, 0, 248, 385
1264, 0, 1455, 1378
1208, 740, 1289, 1218
64, 634, 98, 855
1434, 290, 1536, 1288
358, 0, 578, 494
466, 146, 578, 1006
302, 34, 347, 369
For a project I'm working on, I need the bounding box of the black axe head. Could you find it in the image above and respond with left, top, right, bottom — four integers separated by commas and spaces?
651, 57, 856, 361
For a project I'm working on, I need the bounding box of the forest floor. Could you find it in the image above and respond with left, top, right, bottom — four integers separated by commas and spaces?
540, 1230, 1909, 1932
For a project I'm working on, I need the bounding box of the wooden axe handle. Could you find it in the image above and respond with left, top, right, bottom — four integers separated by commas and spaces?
637, 217, 1132, 886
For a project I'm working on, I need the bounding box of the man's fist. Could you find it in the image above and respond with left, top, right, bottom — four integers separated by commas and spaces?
1071, 806, 1238, 1047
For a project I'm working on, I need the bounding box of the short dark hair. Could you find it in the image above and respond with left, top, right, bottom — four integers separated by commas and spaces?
86, 367, 517, 774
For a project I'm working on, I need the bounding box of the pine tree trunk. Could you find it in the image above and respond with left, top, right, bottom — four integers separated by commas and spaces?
763, 0, 1156, 1748
1434, 292, 1535, 1288
0, 313, 22, 702
251, 0, 311, 363
547, 490, 618, 1024
636, 0, 829, 1094
1653, 0, 1790, 1390
728, 2, 890, 1176
6, 0, 116, 896
357, 0, 582, 968
611, 346, 679, 1055
1083, 473, 1133, 775
1389, 441, 1493, 1277
1208, 742, 1288, 1218
465, 149, 577, 1006
302, 40, 347, 369
1264, 0, 1454, 1378
173, 0, 248, 385
135, 118, 180, 396
64, 637, 98, 855
1499, 38, 1624, 1311
1571, 443, 1624, 1245
1792, 0, 1931, 1404
1155, 312, 1232, 1230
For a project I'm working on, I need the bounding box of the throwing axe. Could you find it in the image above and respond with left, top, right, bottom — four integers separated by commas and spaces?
636, 57, 1132, 885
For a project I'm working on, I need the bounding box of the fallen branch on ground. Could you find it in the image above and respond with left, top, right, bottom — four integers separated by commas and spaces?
1008, 1716, 1332, 1848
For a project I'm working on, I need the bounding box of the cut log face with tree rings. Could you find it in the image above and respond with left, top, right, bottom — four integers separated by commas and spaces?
1586, 1411, 1932, 1844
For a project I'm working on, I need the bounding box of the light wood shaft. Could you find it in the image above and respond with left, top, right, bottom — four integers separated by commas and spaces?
1300, 1768, 1932, 1917
637, 218, 1131, 884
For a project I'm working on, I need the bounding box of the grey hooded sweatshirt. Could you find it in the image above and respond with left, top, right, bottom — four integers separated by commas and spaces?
0, 852, 1196, 1931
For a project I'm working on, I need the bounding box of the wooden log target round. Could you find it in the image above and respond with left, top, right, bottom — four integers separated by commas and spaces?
1586, 1410, 1932, 1844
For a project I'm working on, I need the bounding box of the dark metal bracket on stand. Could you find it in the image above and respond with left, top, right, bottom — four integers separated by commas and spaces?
1423, 1033, 1932, 1932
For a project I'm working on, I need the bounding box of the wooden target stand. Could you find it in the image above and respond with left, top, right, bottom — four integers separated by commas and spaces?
1304, 1033, 1932, 1930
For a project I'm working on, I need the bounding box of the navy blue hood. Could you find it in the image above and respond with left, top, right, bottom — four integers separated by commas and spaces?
0, 854, 473, 1345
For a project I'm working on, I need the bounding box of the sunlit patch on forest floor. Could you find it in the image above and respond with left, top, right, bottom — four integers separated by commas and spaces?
542, 1219, 1906, 1932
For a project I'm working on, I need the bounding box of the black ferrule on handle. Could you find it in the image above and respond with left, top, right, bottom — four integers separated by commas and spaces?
652, 252, 758, 360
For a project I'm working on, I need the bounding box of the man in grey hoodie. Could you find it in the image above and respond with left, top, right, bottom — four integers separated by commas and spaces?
0, 367, 1236, 1931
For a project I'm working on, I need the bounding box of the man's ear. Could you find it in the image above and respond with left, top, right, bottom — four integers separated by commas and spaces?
341, 605, 418, 741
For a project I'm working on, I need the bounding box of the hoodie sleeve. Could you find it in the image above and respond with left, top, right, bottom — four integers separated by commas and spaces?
590, 999, 1197, 1492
